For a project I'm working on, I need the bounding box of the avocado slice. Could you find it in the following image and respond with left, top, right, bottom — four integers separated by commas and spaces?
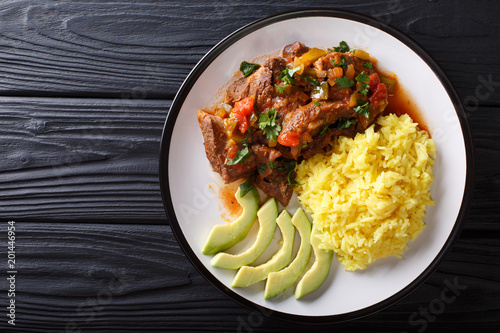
231, 210, 295, 287
202, 187, 259, 255
264, 208, 312, 299
210, 197, 278, 269
295, 224, 334, 299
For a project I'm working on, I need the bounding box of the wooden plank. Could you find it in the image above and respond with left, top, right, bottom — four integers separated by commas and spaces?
464, 106, 500, 233
0, 97, 168, 223
0, 97, 498, 228
0, 223, 498, 332
0, 0, 499, 103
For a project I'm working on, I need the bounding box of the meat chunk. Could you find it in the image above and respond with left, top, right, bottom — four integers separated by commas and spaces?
251, 145, 281, 177
197, 111, 255, 183
262, 57, 287, 83
253, 169, 293, 206
300, 131, 335, 159
282, 41, 309, 60
225, 66, 273, 112
280, 101, 354, 139
225, 56, 286, 113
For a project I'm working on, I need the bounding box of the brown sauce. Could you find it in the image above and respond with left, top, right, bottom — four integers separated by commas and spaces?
384, 82, 430, 135
218, 181, 242, 222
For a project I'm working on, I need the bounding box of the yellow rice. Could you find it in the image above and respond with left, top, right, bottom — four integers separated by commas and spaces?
295, 113, 436, 271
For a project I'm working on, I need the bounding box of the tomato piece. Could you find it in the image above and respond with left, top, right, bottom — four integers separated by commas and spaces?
233, 96, 255, 116
368, 73, 380, 92
369, 83, 388, 107
233, 112, 249, 133
278, 132, 300, 147
226, 144, 238, 159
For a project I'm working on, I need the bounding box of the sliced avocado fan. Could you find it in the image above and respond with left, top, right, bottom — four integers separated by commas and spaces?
295, 224, 334, 299
232, 210, 295, 287
211, 197, 278, 269
202, 187, 259, 255
264, 208, 312, 299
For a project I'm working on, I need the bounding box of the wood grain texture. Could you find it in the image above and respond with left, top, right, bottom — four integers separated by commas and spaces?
0, 97, 168, 222
0, 223, 498, 332
0, 0, 499, 103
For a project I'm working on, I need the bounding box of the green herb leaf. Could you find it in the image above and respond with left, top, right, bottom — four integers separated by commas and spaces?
337, 117, 355, 129
363, 62, 373, 69
353, 102, 370, 118
268, 161, 276, 169
332, 41, 350, 53
359, 83, 369, 95
335, 76, 355, 88
288, 177, 303, 186
332, 56, 346, 70
314, 101, 322, 107
278, 66, 301, 84
239, 177, 255, 197
282, 160, 296, 172
227, 145, 250, 165
275, 84, 287, 95
301, 144, 308, 149
258, 109, 281, 142
258, 163, 267, 174
281, 160, 300, 186
303, 76, 320, 86
356, 71, 370, 95
240, 61, 261, 77
320, 119, 331, 136
356, 71, 370, 83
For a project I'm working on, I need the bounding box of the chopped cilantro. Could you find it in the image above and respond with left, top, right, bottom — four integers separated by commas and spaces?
275, 83, 287, 94
239, 177, 255, 197
332, 56, 347, 70
268, 161, 277, 169
363, 62, 373, 69
282, 160, 296, 172
356, 71, 370, 95
320, 119, 331, 136
356, 71, 370, 83
279, 66, 301, 84
280, 160, 300, 186
331, 41, 350, 53
314, 101, 322, 107
239, 61, 260, 77
301, 144, 308, 149
288, 177, 303, 186
303, 76, 320, 86
258, 108, 281, 141
227, 145, 250, 165
258, 163, 267, 174
337, 117, 355, 129
335, 76, 355, 88
353, 102, 370, 118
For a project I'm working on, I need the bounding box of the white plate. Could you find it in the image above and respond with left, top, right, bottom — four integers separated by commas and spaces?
159, 9, 474, 323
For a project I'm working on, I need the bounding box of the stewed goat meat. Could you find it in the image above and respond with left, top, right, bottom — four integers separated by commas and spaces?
197, 41, 391, 205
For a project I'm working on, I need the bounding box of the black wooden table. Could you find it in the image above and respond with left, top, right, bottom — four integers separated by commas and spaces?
1, 1, 499, 332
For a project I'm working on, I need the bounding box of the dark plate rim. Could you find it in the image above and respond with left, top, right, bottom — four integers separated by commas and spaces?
159, 8, 475, 324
